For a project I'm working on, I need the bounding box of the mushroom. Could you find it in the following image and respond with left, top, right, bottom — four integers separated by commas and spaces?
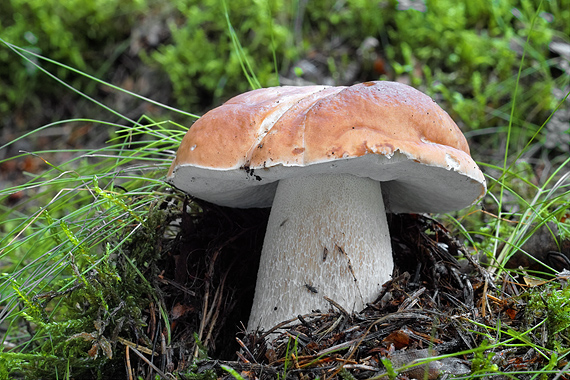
167, 81, 486, 332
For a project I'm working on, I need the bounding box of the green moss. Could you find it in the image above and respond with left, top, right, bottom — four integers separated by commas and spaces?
0, 188, 169, 379
525, 281, 570, 348
0, 0, 145, 115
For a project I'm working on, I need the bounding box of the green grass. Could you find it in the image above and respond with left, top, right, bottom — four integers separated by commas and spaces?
0, 118, 183, 377
0, 42, 194, 376
1, 0, 569, 378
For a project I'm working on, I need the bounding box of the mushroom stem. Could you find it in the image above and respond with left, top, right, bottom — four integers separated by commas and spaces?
247, 173, 393, 332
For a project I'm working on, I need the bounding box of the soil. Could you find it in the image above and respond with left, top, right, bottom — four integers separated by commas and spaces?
137, 198, 570, 380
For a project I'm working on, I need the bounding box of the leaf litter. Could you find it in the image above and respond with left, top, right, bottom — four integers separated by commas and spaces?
124, 198, 570, 379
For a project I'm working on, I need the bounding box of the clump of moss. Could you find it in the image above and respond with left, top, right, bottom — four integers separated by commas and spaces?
1, 204, 170, 379
524, 278, 570, 351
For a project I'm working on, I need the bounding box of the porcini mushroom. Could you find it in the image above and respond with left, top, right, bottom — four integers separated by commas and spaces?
167, 81, 486, 332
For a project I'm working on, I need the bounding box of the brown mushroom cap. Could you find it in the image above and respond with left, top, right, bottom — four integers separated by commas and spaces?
167, 81, 486, 213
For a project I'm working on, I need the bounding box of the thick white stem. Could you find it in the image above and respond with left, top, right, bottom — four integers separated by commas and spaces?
247, 173, 393, 332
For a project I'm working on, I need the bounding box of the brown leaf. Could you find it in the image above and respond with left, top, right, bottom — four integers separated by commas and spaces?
382, 329, 410, 349
171, 303, 192, 320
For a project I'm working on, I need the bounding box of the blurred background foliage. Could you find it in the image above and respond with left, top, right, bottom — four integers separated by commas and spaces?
0, 0, 145, 121
1, 0, 568, 158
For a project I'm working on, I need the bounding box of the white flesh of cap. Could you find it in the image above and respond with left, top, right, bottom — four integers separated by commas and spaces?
247, 173, 393, 332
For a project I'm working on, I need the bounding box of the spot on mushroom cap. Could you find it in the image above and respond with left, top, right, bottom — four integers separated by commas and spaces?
167, 81, 486, 213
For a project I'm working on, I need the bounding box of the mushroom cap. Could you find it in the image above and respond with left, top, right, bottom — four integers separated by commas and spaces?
167, 81, 486, 213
